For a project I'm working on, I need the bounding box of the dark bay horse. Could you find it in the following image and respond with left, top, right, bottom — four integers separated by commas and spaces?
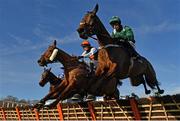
34, 68, 63, 109
37, 40, 120, 108
39, 68, 62, 100
77, 4, 164, 95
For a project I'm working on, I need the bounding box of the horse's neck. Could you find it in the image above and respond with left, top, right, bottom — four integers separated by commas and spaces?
95, 16, 113, 46
56, 48, 73, 68
49, 73, 61, 86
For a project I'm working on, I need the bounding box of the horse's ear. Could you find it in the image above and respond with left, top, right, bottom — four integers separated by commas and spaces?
44, 67, 46, 71
92, 4, 99, 15
53, 40, 57, 46
48, 68, 51, 71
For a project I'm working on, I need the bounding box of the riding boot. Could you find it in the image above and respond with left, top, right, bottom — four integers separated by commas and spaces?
126, 43, 140, 59
89, 62, 95, 76
129, 47, 140, 59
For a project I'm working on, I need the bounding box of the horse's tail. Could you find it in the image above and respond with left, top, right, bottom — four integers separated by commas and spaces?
142, 57, 158, 89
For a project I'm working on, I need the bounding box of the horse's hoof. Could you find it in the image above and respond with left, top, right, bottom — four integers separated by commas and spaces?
35, 106, 41, 111
71, 94, 82, 101
44, 105, 50, 109
158, 89, 164, 94
145, 90, 151, 95
30, 106, 35, 111
86, 94, 96, 101
48, 103, 58, 108
40, 99, 45, 104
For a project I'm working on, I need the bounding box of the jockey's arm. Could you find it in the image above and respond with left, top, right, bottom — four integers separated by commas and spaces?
81, 48, 97, 59
124, 26, 135, 43
112, 26, 135, 43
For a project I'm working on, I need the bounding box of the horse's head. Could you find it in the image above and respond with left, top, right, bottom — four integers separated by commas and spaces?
39, 68, 52, 87
37, 40, 58, 66
77, 4, 99, 39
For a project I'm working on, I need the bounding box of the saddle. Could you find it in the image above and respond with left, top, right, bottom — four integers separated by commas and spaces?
114, 39, 141, 60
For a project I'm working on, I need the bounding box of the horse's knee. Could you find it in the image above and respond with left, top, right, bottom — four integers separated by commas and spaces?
95, 68, 104, 77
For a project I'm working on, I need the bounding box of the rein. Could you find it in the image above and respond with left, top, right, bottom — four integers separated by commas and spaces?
89, 31, 112, 41
89, 36, 98, 40
89, 35, 120, 50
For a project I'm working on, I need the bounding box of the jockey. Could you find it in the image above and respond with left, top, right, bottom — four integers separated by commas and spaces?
71, 40, 97, 101
78, 40, 98, 75
109, 16, 140, 59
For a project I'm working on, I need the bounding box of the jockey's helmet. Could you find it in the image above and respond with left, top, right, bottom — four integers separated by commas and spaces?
109, 16, 121, 25
81, 40, 91, 47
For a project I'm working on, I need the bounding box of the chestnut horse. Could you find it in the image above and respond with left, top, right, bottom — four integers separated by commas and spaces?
77, 4, 164, 95
37, 40, 119, 108
37, 40, 90, 107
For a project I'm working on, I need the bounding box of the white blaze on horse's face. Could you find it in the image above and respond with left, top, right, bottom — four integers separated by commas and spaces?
49, 49, 58, 61
80, 22, 85, 25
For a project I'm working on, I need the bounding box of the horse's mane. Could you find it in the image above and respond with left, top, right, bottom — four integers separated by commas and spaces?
70, 56, 89, 68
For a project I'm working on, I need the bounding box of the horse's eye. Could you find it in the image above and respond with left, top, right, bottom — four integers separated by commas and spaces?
89, 20, 94, 26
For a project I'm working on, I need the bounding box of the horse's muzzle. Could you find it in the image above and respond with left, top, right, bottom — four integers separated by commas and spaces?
37, 59, 47, 67
77, 28, 88, 39
39, 82, 45, 87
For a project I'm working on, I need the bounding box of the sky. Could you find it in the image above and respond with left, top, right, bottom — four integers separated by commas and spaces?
0, 0, 179, 100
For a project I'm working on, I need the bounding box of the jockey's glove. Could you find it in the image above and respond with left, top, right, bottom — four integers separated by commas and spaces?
78, 56, 84, 59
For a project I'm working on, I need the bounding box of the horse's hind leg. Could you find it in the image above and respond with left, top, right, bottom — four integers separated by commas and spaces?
138, 75, 151, 94
48, 83, 76, 108
142, 78, 151, 95
144, 60, 164, 94
155, 83, 164, 94
39, 80, 68, 104
130, 75, 151, 94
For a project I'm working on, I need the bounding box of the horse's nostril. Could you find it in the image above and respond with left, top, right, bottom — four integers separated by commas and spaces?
39, 82, 43, 87
37, 60, 41, 63
77, 28, 84, 33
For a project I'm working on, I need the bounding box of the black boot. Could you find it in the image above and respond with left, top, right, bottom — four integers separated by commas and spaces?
126, 43, 140, 59
131, 48, 140, 59
89, 62, 95, 76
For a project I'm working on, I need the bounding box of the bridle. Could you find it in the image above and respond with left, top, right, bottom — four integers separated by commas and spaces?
78, 13, 111, 42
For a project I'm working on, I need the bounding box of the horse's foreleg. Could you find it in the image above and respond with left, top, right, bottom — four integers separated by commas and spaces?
39, 80, 68, 103
138, 75, 151, 95
48, 83, 75, 108
104, 86, 119, 100
33, 90, 60, 109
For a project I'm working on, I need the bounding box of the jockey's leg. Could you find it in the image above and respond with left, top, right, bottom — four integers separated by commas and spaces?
90, 61, 94, 75
86, 60, 96, 101
126, 41, 140, 59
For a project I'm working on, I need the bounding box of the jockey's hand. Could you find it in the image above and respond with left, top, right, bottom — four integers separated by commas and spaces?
78, 56, 83, 59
